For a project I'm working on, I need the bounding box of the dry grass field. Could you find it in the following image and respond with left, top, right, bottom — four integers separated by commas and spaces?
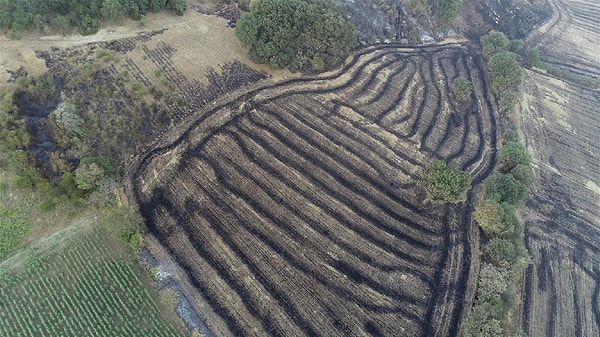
126, 43, 500, 337
518, 0, 600, 336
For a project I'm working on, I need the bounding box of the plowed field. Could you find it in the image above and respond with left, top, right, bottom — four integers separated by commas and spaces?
519, 0, 600, 335
128, 43, 499, 337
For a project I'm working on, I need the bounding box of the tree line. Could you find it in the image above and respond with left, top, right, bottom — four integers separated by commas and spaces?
463, 134, 534, 337
0, 0, 186, 35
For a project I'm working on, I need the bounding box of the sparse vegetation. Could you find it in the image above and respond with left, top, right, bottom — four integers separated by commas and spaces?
0, 209, 30, 260
433, 0, 463, 27
235, 0, 357, 72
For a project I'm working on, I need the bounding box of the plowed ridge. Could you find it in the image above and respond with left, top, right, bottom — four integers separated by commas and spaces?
129, 44, 497, 337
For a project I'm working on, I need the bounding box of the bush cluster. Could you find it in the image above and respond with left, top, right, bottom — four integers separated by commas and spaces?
235, 0, 357, 73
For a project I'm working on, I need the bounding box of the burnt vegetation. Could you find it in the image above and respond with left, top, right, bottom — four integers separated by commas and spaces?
128, 43, 500, 337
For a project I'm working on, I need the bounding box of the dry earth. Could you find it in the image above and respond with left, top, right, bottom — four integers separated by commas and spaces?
517, 0, 600, 336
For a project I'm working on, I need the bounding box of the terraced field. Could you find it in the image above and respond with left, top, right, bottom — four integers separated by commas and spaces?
127, 43, 499, 337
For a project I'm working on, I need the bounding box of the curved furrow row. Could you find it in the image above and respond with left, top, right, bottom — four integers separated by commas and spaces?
189, 155, 428, 329
370, 60, 420, 124
359, 58, 413, 111
201, 137, 433, 308
253, 103, 438, 234
342, 55, 408, 101
236, 114, 442, 250
221, 129, 435, 282
272, 95, 424, 202
459, 54, 496, 178
423, 54, 464, 156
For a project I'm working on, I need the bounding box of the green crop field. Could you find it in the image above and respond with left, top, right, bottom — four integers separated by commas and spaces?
0, 228, 187, 337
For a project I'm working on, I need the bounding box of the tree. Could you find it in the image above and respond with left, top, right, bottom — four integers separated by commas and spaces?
481, 30, 509, 61
452, 76, 472, 102
474, 199, 510, 237
484, 173, 528, 204
527, 47, 541, 68
499, 141, 531, 172
485, 173, 527, 204
420, 160, 471, 203
235, 0, 356, 73
434, 0, 463, 27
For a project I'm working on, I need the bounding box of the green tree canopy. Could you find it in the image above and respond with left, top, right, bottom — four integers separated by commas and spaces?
474, 199, 515, 237
488, 51, 522, 98
235, 0, 357, 73
481, 30, 510, 61
484, 173, 528, 204
420, 160, 471, 203
451, 76, 472, 102
499, 141, 531, 172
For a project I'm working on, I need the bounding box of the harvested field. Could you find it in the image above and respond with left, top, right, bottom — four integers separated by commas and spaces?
526, 0, 600, 80
517, 0, 600, 336
127, 43, 499, 337
519, 70, 600, 337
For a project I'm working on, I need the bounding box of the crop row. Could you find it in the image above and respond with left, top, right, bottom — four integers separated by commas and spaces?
0, 231, 185, 337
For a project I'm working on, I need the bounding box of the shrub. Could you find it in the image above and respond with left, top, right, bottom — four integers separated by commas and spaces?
452, 76, 472, 102
74, 157, 117, 191
419, 160, 471, 203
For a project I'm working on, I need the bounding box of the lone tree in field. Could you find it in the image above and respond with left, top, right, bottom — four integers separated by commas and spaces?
420, 160, 471, 203
452, 76, 472, 102
235, 0, 357, 73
